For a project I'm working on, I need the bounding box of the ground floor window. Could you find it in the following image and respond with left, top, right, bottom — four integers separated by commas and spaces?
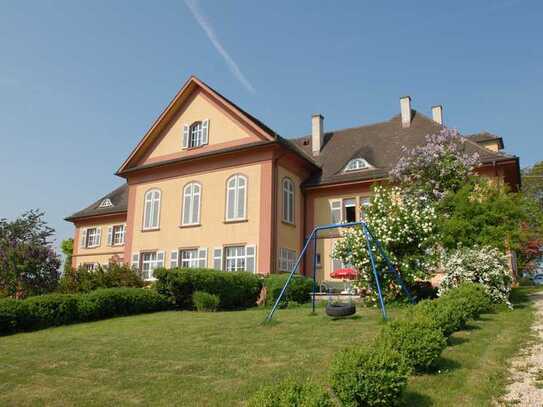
82, 262, 98, 271
278, 248, 297, 272
343, 198, 357, 223
140, 251, 164, 281
180, 248, 207, 268
224, 245, 256, 272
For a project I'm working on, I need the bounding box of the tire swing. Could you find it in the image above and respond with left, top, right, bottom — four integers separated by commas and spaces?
325, 268, 357, 318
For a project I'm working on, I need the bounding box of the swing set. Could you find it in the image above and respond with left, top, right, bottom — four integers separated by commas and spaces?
264, 221, 414, 323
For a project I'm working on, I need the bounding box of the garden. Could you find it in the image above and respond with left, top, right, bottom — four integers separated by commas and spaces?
1, 128, 543, 405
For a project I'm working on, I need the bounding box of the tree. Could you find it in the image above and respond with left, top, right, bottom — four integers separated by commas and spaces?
390, 127, 480, 201
0, 210, 61, 298
522, 161, 543, 208
61, 238, 74, 275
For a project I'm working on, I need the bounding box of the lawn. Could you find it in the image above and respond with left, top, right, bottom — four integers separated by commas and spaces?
0, 288, 536, 406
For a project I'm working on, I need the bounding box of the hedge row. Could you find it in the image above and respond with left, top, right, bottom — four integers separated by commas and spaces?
0, 288, 173, 335
249, 282, 493, 406
262, 274, 313, 307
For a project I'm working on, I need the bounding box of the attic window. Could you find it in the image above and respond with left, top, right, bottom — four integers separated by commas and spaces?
344, 158, 370, 172
99, 199, 113, 208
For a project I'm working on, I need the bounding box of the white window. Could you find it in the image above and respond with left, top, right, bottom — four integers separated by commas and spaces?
83, 263, 98, 271
182, 182, 201, 225
330, 200, 342, 224
282, 178, 294, 224
213, 248, 223, 270
179, 248, 207, 268
344, 158, 369, 172
183, 120, 209, 149
226, 174, 247, 221
278, 248, 297, 272
111, 224, 125, 246
343, 198, 357, 223
140, 251, 164, 281
99, 198, 113, 208
360, 197, 371, 220
85, 227, 101, 248
223, 245, 256, 272
143, 189, 161, 230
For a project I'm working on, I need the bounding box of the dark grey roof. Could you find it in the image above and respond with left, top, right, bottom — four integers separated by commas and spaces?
467, 132, 504, 149
291, 111, 516, 187
65, 184, 128, 221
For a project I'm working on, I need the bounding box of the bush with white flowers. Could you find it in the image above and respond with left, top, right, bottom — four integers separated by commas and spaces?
438, 246, 512, 306
333, 185, 438, 303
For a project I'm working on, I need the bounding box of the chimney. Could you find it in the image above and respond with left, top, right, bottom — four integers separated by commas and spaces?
432, 105, 443, 125
311, 113, 324, 156
400, 96, 412, 128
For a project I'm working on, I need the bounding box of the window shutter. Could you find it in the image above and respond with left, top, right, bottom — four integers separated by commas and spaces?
182, 124, 189, 148
170, 250, 178, 268
246, 245, 256, 273
202, 119, 209, 145
79, 228, 87, 249
157, 251, 165, 268
198, 247, 208, 268
95, 227, 102, 246
107, 226, 113, 246
213, 248, 223, 270
120, 224, 126, 245
131, 253, 140, 269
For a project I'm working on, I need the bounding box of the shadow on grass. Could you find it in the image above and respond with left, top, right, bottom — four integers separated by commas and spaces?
433, 356, 462, 373
447, 335, 468, 347
401, 390, 433, 406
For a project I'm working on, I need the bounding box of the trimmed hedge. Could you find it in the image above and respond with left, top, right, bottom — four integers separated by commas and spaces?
155, 268, 262, 310
247, 377, 333, 407
329, 344, 410, 407
410, 297, 467, 337
192, 291, 220, 312
59, 264, 144, 293
0, 288, 172, 335
263, 274, 313, 307
439, 282, 493, 320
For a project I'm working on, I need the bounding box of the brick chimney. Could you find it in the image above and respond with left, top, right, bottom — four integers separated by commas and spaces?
311, 114, 324, 156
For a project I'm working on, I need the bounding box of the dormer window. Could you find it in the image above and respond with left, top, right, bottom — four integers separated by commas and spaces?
344, 158, 370, 172
182, 119, 209, 149
98, 198, 113, 208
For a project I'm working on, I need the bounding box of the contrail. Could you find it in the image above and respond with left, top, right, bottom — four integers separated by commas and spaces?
184, 0, 255, 93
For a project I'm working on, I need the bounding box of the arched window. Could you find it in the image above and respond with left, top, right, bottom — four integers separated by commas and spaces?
143, 189, 161, 230
344, 158, 369, 172
226, 174, 247, 220
282, 178, 294, 224
189, 121, 203, 148
182, 182, 201, 225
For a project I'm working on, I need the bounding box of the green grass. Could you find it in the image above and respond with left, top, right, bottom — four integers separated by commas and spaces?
0, 289, 537, 406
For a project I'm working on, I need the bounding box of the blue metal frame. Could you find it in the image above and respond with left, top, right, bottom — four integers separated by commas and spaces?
264, 221, 413, 323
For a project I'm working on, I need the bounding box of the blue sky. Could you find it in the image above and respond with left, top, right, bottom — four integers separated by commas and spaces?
0, 0, 541, 249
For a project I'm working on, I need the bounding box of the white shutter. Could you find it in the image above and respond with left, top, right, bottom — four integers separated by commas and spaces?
198, 247, 208, 268
202, 119, 209, 145
95, 227, 102, 246
213, 247, 223, 270
170, 250, 178, 268
182, 124, 189, 148
120, 224, 126, 245
246, 245, 256, 273
330, 200, 342, 224
107, 226, 113, 246
79, 228, 87, 249
131, 253, 140, 269
157, 251, 165, 268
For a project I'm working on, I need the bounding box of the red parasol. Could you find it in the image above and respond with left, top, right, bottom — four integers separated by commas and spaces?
330, 268, 358, 280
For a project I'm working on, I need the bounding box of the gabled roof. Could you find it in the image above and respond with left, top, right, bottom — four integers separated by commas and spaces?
117, 76, 281, 175
467, 132, 504, 149
65, 184, 128, 222
292, 111, 516, 187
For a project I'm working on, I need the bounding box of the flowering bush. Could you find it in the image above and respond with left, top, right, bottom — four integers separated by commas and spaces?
438, 246, 512, 306
390, 128, 480, 200
333, 185, 438, 303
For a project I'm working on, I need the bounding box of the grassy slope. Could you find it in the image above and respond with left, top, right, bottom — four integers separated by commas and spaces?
0, 289, 536, 406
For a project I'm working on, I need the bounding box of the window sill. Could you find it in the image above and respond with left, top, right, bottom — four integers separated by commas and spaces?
112, 243, 125, 247
224, 219, 248, 224
179, 223, 201, 229
141, 228, 160, 232
281, 220, 296, 228
85, 245, 100, 249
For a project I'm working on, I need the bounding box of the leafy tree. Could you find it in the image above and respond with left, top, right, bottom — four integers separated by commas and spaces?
61, 238, 74, 275
522, 160, 543, 208
0, 210, 61, 298
390, 127, 480, 201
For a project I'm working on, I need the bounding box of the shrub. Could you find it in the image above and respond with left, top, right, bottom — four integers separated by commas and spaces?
0, 288, 172, 335
329, 344, 410, 407
408, 281, 437, 301
438, 246, 512, 306
439, 282, 493, 319
192, 291, 220, 312
59, 264, 144, 293
155, 268, 262, 310
380, 316, 447, 372
247, 377, 332, 407
263, 274, 313, 307
410, 297, 467, 337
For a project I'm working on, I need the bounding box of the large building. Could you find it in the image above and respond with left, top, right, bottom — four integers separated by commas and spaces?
66, 76, 520, 282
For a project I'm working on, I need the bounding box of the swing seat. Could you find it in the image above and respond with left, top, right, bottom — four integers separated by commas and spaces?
326, 302, 356, 317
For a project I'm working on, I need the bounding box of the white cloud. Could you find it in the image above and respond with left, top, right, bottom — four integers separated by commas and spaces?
184, 0, 255, 93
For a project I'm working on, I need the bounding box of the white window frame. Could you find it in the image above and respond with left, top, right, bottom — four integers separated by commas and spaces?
181, 182, 201, 226
179, 248, 207, 268
85, 227, 101, 248
140, 251, 164, 281
225, 246, 246, 272
278, 248, 297, 272
189, 121, 203, 148
344, 158, 370, 172
112, 224, 125, 246
99, 198, 113, 208
282, 178, 295, 224
330, 199, 342, 224
143, 189, 161, 230
225, 174, 247, 221
213, 247, 223, 270
83, 262, 98, 272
